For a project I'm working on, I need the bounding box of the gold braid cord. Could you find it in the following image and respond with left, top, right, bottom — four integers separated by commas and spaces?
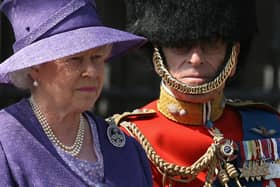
109, 111, 244, 186
120, 120, 224, 184
152, 44, 238, 95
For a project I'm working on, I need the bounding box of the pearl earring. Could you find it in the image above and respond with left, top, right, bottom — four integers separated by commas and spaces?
33, 80, 39, 87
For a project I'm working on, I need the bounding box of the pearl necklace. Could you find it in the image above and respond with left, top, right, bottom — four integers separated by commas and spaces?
29, 98, 85, 157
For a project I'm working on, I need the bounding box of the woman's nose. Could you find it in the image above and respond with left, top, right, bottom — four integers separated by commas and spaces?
81, 59, 96, 78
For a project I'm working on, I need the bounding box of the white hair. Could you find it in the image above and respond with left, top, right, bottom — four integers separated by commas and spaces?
9, 68, 33, 90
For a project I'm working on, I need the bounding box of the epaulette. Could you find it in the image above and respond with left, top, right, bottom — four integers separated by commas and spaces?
106, 109, 157, 127
226, 99, 279, 114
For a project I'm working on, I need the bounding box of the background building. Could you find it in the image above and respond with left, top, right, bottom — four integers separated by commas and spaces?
1, 0, 280, 117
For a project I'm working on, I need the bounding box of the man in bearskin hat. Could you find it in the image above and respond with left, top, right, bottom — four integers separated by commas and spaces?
107, 0, 280, 186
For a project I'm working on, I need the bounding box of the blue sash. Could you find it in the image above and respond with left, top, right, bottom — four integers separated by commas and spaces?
238, 108, 280, 187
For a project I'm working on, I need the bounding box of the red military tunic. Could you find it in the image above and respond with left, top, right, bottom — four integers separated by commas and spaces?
119, 87, 280, 187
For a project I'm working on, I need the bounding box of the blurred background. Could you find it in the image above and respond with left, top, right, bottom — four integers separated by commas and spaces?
1, 0, 280, 117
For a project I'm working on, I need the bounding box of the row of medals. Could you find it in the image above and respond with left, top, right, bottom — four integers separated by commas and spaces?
210, 128, 272, 186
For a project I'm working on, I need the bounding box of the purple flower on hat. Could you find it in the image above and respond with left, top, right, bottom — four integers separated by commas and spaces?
0, 0, 146, 84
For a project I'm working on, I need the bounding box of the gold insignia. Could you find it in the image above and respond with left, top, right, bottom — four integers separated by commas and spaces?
158, 86, 225, 125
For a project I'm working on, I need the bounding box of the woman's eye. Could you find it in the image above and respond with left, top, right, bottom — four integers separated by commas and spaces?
91, 55, 103, 62
67, 56, 83, 62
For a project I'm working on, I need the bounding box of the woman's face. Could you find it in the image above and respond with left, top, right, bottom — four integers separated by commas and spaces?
162, 40, 236, 103
30, 45, 112, 112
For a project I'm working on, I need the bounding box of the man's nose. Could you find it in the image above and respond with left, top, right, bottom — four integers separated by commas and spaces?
188, 47, 203, 66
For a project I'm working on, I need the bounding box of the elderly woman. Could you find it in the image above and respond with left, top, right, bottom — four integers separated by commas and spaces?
0, 0, 152, 186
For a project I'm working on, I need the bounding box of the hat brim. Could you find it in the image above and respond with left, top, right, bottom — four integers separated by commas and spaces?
0, 26, 146, 83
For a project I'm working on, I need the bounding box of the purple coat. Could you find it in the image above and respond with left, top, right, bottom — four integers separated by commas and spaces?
0, 99, 152, 187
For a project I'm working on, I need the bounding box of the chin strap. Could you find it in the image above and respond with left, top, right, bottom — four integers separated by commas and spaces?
152, 44, 238, 95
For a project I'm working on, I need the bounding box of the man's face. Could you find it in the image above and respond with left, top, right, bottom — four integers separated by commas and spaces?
162, 40, 235, 103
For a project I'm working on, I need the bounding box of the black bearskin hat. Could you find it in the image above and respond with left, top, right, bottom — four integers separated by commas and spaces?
125, 0, 257, 61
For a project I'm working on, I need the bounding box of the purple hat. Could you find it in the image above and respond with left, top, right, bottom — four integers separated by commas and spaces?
0, 0, 146, 83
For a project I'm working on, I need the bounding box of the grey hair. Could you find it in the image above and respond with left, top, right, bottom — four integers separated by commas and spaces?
9, 68, 34, 90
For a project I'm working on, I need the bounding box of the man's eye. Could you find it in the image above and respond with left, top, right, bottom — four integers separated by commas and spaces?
207, 42, 219, 49
172, 47, 191, 55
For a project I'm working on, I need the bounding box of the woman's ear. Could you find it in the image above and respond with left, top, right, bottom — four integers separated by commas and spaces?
29, 65, 40, 80
230, 43, 240, 77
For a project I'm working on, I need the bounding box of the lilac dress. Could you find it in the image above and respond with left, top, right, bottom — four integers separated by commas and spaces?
0, 99, 152, 187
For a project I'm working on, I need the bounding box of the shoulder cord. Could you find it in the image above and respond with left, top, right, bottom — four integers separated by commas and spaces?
120, 120, 221, 184
121, 120, 244, 187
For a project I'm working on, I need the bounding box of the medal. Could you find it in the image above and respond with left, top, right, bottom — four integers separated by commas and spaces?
218, 139, 238, 161
239, 160, 270, 181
